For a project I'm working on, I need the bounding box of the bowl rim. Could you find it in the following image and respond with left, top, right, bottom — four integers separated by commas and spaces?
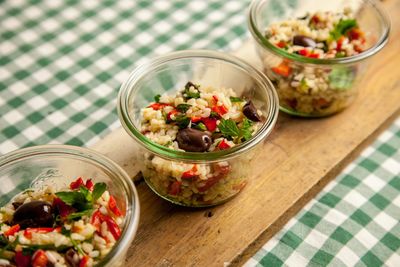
0, 145, 140, 267
247, 0, 391, 65
117, 49, 279, 162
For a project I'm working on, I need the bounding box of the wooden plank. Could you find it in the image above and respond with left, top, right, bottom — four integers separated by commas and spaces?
91, 1, 400, 265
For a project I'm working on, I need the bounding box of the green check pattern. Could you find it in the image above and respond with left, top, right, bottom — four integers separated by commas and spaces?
245, 118, 400, 267
0, 0, 250, 153
1, 1, 399, 266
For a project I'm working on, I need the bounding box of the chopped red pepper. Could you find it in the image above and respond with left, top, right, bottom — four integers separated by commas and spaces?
211, 105, 228, 116
182, 165, 198, 179
298, 49, 309, 56
53, 197, 75, 218
168, 181, 182, 195
4, 224, 20, 237
272, 62, 291, 77
15, 251, 31, 267
190, 116, 202, 123
212, 95, 219, 105
310, 15, 320, 24
276, 41, 286, 48
32, 249, 48, 267
337, 36, 345, 51
308, 53, 320, 58
218, 140, 231, 150
148, 102, 170, 110
108, 195, 122, 217
103, 215, 121, 240
85, 179, 94, 191
79, 255, 90, 267
202, 117, 217, 131
70, 177, 84, 190
24, 227, 61, 239
91, 210, 102, 232
167, 109, 178, 122
348, 28, 365, 43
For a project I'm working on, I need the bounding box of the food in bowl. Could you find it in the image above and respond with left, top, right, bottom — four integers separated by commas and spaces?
139, 82, 263, 206
263, 8, 366, 116
0, 177, 124, 267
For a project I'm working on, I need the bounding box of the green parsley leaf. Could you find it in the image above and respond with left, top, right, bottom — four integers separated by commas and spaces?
79, 186, 92, 202
239, 118, 253, 141
176, 103, 192, 113
55, 191, 86, 206
209, 111, 221, 118
193, 122, 207, 131
183, 82, 200, 99
154, 94, 161, 103
218, 119, 240, 138
175, 115, 190, 129
92, 182, 107, 202
67, 209, 94, 221
230, 96, 244, 103
330, 19, 357, 40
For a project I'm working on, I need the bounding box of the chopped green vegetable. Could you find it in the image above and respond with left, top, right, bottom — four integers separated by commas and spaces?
218, 119, 240, 139
79, 186, 92, 202
193, 122, 207, 131
328, 67, 354, 90
230, 96, 244, 103
209, 111, 221, 118
239, 118, 253, 141
175, 115, 190, 129
67, 209, 94, 220
55, 191, 87, 207
335, 51, 346, 58
176, 103, 192, 113
154, 94, 161, 103
330, 19, 357, 40
92, 182, 106, 202
183, 82, 200, 99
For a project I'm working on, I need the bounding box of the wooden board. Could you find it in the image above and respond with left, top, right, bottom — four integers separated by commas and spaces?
91, 1, 400, 265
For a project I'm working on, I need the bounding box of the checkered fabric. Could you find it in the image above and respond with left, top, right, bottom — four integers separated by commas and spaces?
0, 0, 250, 154
245, 117, 400, 267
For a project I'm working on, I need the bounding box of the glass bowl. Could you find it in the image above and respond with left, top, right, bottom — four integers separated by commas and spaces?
118, 50, 279, 207
0, 145, 139, 267
248, 0, 390, 117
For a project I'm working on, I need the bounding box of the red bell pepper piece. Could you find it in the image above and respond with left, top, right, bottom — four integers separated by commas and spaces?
167, 109, 178, 122
308, 53, 320, 58
212, 95, 219, 105
85, 179, 94, 191
15, 251, 31, 267
70, 177, 84, 190
211, 105, 228, 116
103, 215, 121, 240
108, 195, 122, 217
79, 255, 90, 267
336, 36, 345, 51
298, 49, 309, 56
53, 197, 75, 218
272, 62, 291, 77
4, 224, 20, 237
91, 210, 102, 232
276, 41, 286, 48
168, 181, 182, 195
32, 249, 48, 267
218, 140, 231, 150
202, 117, 217, 132
24, 227, 61, 239
182, 165, 198, 179
148, 102, 170, 110
190, 116, 202, 123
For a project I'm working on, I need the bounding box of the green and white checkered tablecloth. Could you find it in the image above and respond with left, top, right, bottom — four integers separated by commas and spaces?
0, 1, 399, 266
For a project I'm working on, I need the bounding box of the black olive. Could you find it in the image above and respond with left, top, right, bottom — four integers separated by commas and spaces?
65, 249, 79, 267
243, 101, 261, 122
12, 200, 54, 229
293, 35, 316, 48
176, 128, 212, 152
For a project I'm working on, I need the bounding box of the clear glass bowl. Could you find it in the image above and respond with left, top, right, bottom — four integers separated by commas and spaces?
248, 0, 390, 117
118, 50, 279, 207
0, 145, 140, 267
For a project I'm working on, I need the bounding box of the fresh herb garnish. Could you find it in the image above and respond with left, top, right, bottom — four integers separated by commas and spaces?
209, 111, 221, 119
67, 209, 94, 221
175, 115, 190, 129
218, 118, 254, 141
154, 94, 161, 103
92, 182, 106, 202
218, 119, 240, 138
183, 82, 200, 99
330, 19, 357, 40
176, 104, 192, 113
230, 96, 244, 103
193, 122, 207, 131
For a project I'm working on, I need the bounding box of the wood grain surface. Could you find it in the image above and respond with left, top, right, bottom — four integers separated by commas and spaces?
92, 0, 400, 265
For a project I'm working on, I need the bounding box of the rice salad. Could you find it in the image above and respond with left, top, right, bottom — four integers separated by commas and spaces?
139, 82, 264, 206
0, 177, 124, 267
264, 8, 366, 116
